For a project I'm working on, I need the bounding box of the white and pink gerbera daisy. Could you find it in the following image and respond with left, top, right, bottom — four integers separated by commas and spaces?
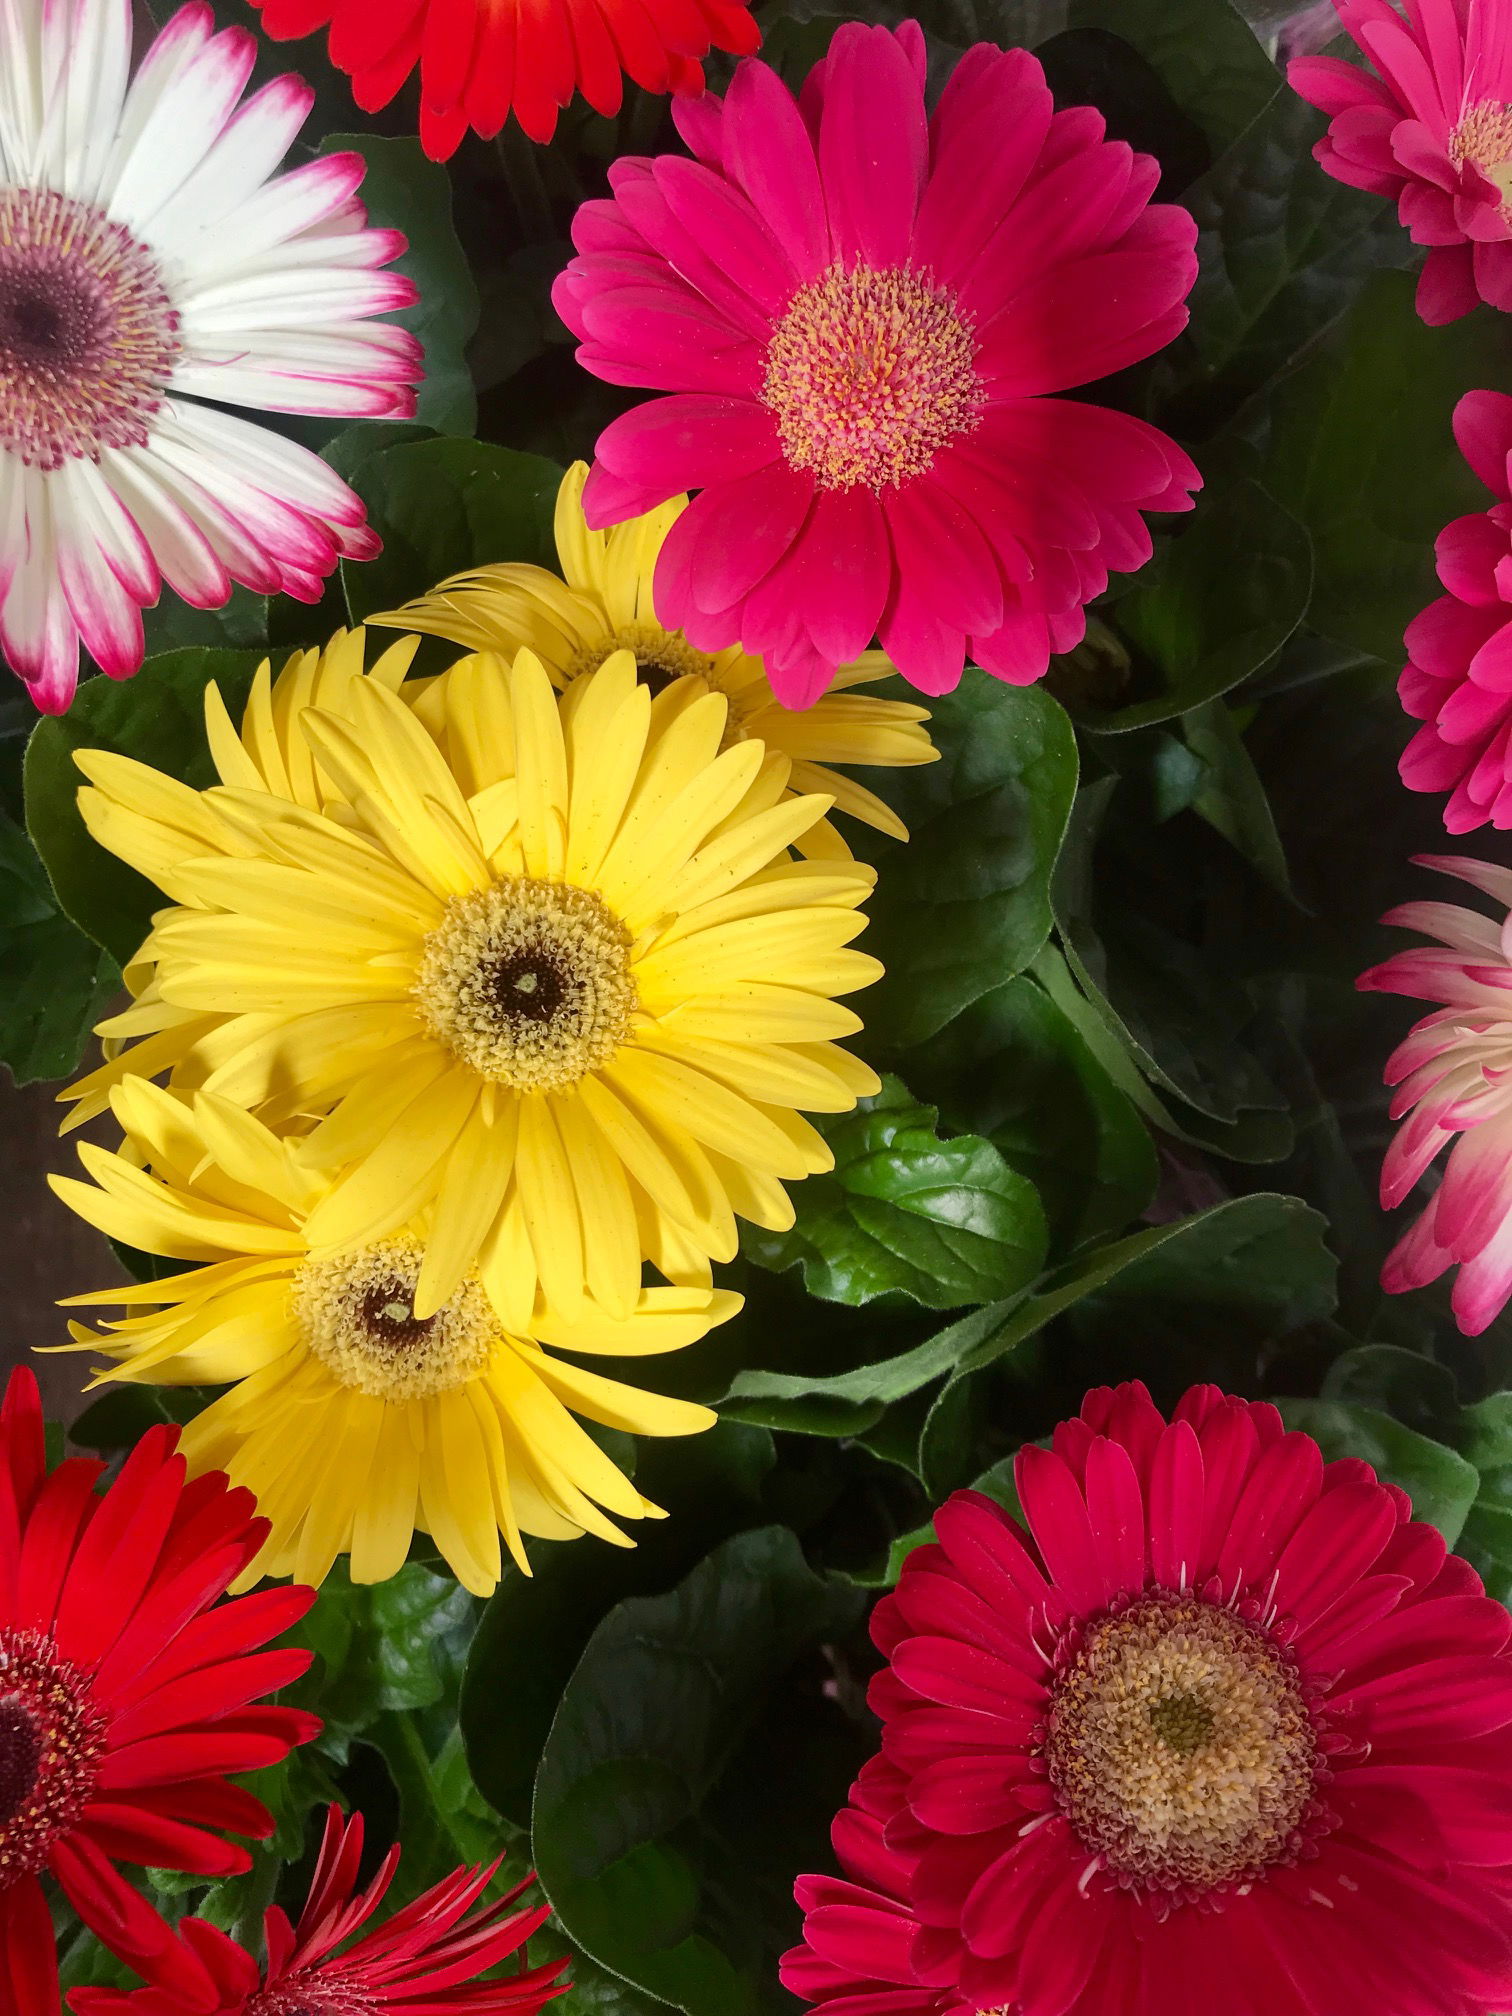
0, 0, 423, 711
1360, 854, 1512, 1334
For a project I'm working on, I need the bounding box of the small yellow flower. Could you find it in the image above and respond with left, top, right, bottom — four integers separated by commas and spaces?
66, 647, 882, 1319
51, 1078, 737, 1594
375, 463, 939, 856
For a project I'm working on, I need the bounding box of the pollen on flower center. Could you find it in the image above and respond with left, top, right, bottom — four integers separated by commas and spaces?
1450, 99, 1512, 209
0, 185, 180, 472
762, 261, 983, 494
295, 1237, 498, 1401
1043, 1593, 1321, 1902
566, 626, 751, 747
0, 1626, 110, 1887
413, 875, 637, 1092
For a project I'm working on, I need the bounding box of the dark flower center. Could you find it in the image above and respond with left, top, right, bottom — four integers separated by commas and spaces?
483, 945, 569, 1026
0, 1626, 110, 1889
0, 1702, 42, 1827
356, 1277, 439, 1351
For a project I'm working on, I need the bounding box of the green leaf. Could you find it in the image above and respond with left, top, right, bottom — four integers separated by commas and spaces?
954, 1192, 1339, 1379
1181, 700, 1292, 895
1255, 269, 1510, 663
1280, 1400, 1481, 1546
721, 1298, 1022, 1438
1172, 85, 1414, 426
296, 1562, 479, 1759
1087, 481, 1312, 732
340, 436, 565, 622
744, 1076, 1049, 1311
900, 973, 1157, 1254
24, 647, 268, 964
854, 672, 1078, 1052
0, 806, 119, 1083
463, 1424, 775, 1830
323, 136, 481, 436
141, 584, 270, 658
532, 1526, 867, 2016
1067, 0, 1278, 157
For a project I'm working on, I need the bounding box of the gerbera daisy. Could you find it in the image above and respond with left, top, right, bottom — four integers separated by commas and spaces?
788, 1380, 1512, 2016
247, 0, 760, 156
65, 646, 881, 1318
50, 1076, 736, 1594
552, 21, 1201, 706
69, 1802, 569, 2016
0, 0, 423, 712
377, 462, 940, 856
1359, 853, 1512, 1334
1400, 391, 1512, 830
0, 1365, 317, 2012
1290, 0, 1512, 323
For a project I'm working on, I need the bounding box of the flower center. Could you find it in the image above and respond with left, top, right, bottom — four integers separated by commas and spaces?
0, 185, 180, 471
247, 1993, 374, 2016
566, 627, 750, 749
1450, 99, 1512, 211
1043, 1593, 1320, 1903
762, 262, 982, 494
295, 1237, 498, 1401
0, 1627, 110, 1888
414, 875, 636, 1092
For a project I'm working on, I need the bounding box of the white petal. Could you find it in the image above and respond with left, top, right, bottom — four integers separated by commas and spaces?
97, 446, 230, 608
0, 469, 80, 707
107, 8, 256, 235
157, 399, 371, 528
139, 70, 313, 256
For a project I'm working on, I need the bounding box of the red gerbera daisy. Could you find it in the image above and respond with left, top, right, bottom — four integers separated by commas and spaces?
787, 1381, 1512, 2016
247, 0, 760, 156
69, 1803, 571, 2016
553, 20, 1200, 706
0, 1367, 318, 2013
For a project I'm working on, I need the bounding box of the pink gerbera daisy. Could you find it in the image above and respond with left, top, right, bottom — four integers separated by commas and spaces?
69, 1803, 569, 2016
0, 0, 423, 712
1290, 0, 1512, 324
788, 1381, 1512, 2016
552, 21, 1201, 706
1359, 853, 1512, 1333
1400, 391, 1512, 831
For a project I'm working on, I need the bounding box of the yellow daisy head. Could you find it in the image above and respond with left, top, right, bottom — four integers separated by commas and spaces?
374, 462, 940, 855
49, 1077, 738, 1596
67, 646, 883, 1323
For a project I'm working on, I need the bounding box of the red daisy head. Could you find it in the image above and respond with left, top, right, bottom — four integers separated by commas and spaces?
789, 1381, 1512, 2016
247, 0, 760, 156
1290, 0, 1512, 324
0, 1367, 319, 2012
69, 1803, 571, 2016
553, 20, 1201, 708
1399, 391, 1512, 831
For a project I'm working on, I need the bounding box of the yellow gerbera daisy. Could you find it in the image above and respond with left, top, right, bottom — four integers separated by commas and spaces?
50, 1077, 737, 1594
374, 463, 939, 856
67, 648, 882, 1321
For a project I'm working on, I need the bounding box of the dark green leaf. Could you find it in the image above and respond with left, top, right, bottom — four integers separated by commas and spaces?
322, 136, 481, 436
1171, 86, 1413, 427
901, 973, 1157, 1252
24, 647, 268, 964
532, 1526, 867, 2016
1088, 481, 1312, 732
854, 673, 1078, 1052
141, 584, 270, 658
0, 806, 119, 1083
1181, 700, 1292, 894
463, 1424, 775, 1830
744, 1076, 1048, 1311
1066, 0, 1278, 157
340, 436, 565, 621
1280, 1400, 1480, 1545
1256, 269, 1512, 662
1319, 1344, 1460, 1441
296, 1562, 478, 1757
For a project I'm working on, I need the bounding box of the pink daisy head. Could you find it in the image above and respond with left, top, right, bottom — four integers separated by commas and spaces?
1290, 0, 1512, 324
552, 20, 1201, 708
789, 1381, 1512, 2016
69, 1803, 570, 2016
1400, 392, 1512, 832
1359, 852, 1512, 1334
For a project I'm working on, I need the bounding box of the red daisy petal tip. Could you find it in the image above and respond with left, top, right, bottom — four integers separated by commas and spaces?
0, 1367, 316, 1996
788, 1381, 1512, 2016
554, 19, 1200, 706
67, 1804, 571, 2016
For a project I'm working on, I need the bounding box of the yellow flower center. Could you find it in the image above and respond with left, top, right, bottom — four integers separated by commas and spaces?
1044, 1594, 1318, 1898
295, 1237, 497, 1401
762, 262, 983, 493
1451, 98, 1512, 210
413, 875, 636, 1092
